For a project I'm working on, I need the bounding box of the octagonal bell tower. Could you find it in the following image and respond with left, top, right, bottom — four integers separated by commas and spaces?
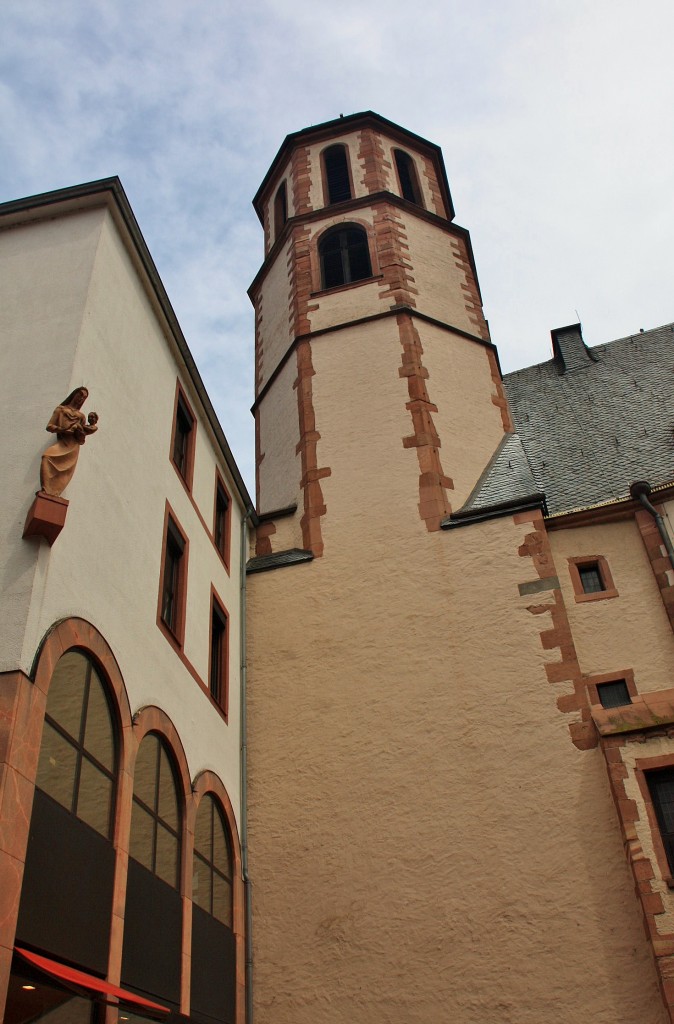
248, 111, 511, 559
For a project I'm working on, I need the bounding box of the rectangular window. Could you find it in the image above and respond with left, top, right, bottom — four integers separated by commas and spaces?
170, 384, 196, 489
579, 563, 604, 594
568, 555, 618, 603
647, 769, 674, 875
159, 511, 188, 645
596, 680, 631, 709
213, 477, 230, 567
209, 597, 228, 708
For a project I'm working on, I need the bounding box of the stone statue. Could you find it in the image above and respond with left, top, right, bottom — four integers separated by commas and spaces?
40, 388, 99, 497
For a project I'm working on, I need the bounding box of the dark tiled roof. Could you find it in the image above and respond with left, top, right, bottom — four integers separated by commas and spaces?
246, 548, 314, 574
451, 322, 674, 521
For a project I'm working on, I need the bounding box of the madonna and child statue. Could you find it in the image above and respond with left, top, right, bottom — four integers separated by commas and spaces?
23, 387, 99, 545
40, 387, 99, 498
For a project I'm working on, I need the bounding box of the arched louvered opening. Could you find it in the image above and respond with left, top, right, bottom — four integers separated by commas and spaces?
394, 149, 424, 207
319, 224, 372, 290
323, 144, 352, 205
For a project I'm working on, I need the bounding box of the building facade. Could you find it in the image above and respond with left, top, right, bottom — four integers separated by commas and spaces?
1, 112, 674, 1024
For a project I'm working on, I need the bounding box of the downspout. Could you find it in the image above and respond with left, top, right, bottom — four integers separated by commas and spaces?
630, 481, 674, 572
240, 505, 256, 1024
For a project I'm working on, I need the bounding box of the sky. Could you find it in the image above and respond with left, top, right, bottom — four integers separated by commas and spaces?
2, 0, 673, 493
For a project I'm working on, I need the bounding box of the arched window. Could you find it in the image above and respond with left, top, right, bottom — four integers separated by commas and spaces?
36, 650, 117, 838
274, 181, 288, 239
323, 145, 352, 205
319, 225, 372, 290
123, 732, 183, 1009
193, 794, 233, 926
191, 794, 235, 1024
394, 149, 424, 207
129, 733, 181, 888
17, 650, 118, 976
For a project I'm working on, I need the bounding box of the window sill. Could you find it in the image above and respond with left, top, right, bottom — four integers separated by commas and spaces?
574, 588, 619, 603
311, 274, 383, 299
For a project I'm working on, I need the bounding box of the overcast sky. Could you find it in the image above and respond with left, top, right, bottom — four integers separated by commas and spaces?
2, 0, 673, 492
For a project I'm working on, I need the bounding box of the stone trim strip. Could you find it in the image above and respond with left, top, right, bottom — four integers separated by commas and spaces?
486, 347, 513, 431
397, 312, 453, 532
295, 339, 329, 557
373, 201, 418, 308
450, 236, 489, 340
421, 153, 446, 217
635, 508, 674, 633
514, 510, 595, 749
601, 737, 674, 1023
291, 145, 313, 218
357, 128, 391, 195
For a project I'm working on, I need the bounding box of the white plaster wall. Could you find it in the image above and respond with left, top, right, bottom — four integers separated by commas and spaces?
2, 205, 244, 821
0, 209, 104, 672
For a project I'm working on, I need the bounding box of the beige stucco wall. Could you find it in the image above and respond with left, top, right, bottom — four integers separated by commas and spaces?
247, 503, 665, 1023
549, 520, 674, 691
402, 213, 478, 333
1, 203, 244, 818
258, 358, 301, 514
420, 324, 505, 507
257, 237, 292, 391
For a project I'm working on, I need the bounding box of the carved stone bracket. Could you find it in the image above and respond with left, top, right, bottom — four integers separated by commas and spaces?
23, 491, 69, 545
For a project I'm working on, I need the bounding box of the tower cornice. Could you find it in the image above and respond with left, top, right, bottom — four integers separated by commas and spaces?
253, 111, 455, 224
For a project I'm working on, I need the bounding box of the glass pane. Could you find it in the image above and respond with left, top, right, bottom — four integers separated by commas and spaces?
155, 823, 179, 888
77, 757, 113, 837
194, 796, 212, 858
129, 801, 154, 872
36, 722, 77, 811
46, 652, 88, 740
157, 745, 179, 831
83, 668, 115, 770
213, 873, 232, 927
322, 250, 344, 289
579, 565, 604, 593
133, 735, 159, 810
192, 854, 212, 913
213, 808, 232, 880
651, 772, 674, 834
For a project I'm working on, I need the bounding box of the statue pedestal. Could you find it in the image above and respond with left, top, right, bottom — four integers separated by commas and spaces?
23, 491, 69, 546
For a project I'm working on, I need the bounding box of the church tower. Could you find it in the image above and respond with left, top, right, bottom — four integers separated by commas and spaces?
248, 111, 511, 559
245, 114, 660, 1024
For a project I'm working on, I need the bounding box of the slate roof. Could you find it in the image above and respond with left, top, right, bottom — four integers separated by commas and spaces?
445, 322, 674, 525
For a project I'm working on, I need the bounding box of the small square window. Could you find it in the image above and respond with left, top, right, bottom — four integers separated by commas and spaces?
596, 680, 632, 709
579, 563, 605, 594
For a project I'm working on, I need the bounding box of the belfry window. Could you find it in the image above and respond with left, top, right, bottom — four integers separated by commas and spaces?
274, 181, 287, 239
323, 145, 352, 205
394, 149, 423, 206
319, 225, 372, 290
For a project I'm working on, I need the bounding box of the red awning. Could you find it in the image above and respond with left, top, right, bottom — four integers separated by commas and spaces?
15, 946, 170, 1017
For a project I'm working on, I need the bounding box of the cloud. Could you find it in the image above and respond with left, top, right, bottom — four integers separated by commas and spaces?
2, 0, 674, 490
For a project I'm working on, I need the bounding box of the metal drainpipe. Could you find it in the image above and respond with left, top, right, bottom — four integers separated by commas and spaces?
240, 505, 256, 1024
630, 481, 674, 572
